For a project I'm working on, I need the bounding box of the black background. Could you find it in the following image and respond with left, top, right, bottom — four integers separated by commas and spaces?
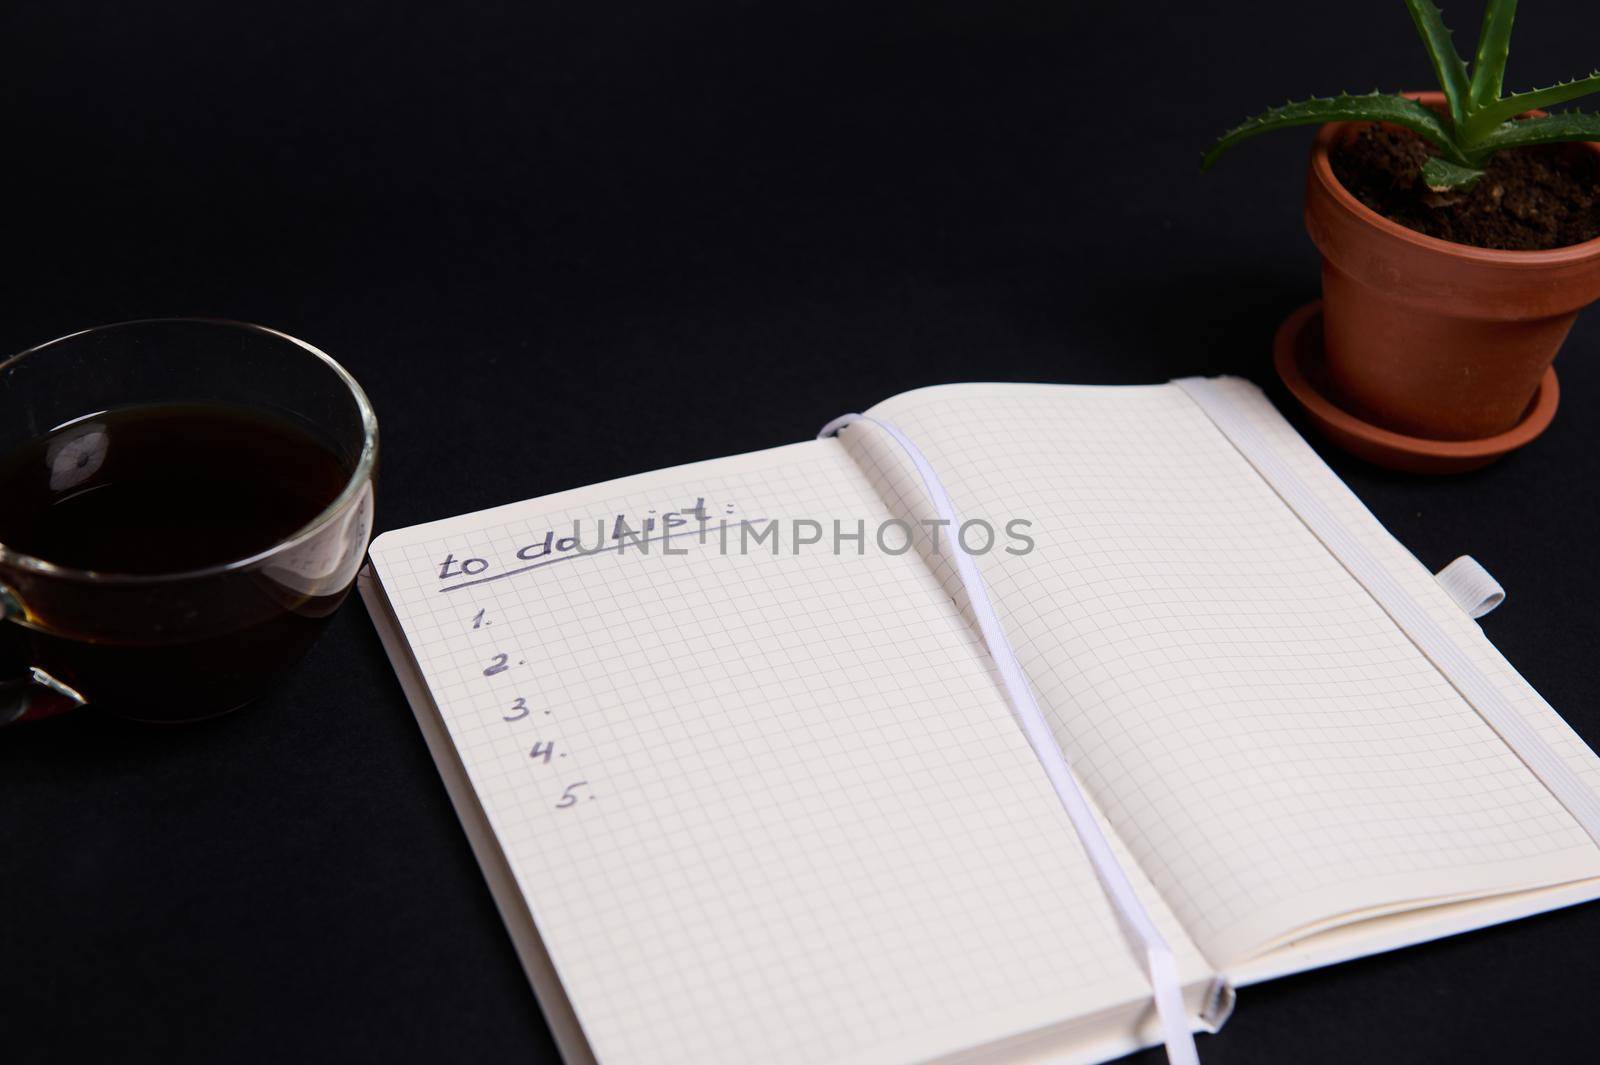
4, 2, 1600, 1062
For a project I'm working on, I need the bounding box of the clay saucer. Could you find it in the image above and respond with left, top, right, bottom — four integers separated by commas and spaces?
1272, 300, 1560, 474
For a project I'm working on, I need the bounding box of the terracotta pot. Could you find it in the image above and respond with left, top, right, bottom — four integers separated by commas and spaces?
1304, 91, 1600, 440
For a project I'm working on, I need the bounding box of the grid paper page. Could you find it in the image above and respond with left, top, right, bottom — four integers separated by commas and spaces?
851, 383, 1600, 966
1216, 375, 1600, 803
368, 438, 1212, 1065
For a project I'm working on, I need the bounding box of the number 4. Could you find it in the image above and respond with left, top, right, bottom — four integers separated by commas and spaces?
529, 741, 555, 764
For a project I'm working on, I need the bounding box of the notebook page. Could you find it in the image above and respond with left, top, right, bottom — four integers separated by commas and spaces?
848, 383, 1600, 967
1213, 375, 1600, 804
367, 438, 1212, 1065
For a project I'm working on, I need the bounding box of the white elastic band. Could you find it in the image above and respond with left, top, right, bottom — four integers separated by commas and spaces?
821, 412, 1200, 1065
1435, 556, 1506, 619
1175, 378, 1600, 848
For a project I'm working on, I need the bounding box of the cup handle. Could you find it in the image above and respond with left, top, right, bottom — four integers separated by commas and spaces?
1, 587, 87, 726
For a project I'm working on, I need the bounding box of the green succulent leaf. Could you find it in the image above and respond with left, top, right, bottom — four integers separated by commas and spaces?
1420, 155, 1485, 190
1403, 0, 1472, 129
1202, 92, 1464, 171
1468, 0, 1517, 110
1463, 73, 1600, 142
1473, 110, 1600, 153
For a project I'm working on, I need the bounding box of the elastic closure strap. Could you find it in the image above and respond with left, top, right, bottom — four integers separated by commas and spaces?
1435, 556, 1506, 619
820, 412, 1201, 1065
1175, 377, 1600, 849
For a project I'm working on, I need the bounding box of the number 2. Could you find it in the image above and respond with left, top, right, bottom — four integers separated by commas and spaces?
483, 653, 509, 677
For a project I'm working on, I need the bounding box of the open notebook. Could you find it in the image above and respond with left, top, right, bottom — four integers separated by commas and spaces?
361, 379, 1600, 1065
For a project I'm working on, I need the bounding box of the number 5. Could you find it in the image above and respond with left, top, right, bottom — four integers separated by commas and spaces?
556, 781, 589, 809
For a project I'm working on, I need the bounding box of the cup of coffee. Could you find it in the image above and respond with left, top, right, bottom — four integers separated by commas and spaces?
0, 319, 378, 725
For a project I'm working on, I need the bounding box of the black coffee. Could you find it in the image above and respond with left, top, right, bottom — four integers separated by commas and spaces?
0, 402, 348, 573
0, 402, 354, 722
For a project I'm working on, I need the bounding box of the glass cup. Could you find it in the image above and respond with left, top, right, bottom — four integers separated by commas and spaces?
0, 320, 377, 725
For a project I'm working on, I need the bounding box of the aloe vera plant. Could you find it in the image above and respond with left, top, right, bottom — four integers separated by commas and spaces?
1203, 0, 1600, 191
